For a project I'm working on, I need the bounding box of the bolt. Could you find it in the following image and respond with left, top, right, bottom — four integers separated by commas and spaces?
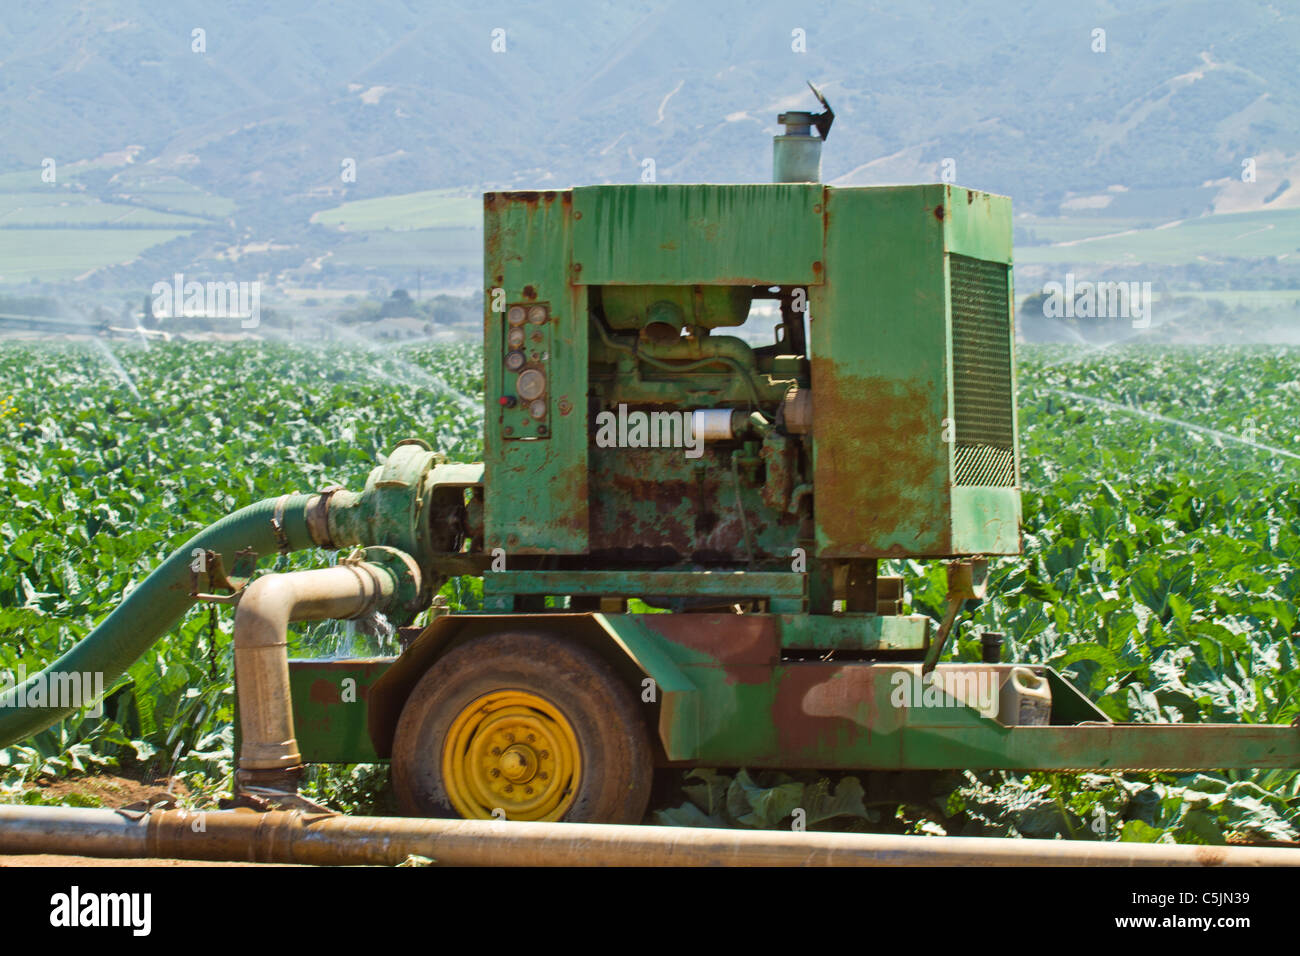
525, 786, 534, 795
505, 784, 514, 793
539, 750, 549, 760
526, 734, 535, 742
490, 768, 500, 778
505, 733, 515, 743
490, 747, 501, 755
538, 771, 548, 780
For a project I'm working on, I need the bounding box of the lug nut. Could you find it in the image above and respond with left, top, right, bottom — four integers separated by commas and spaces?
490, 768, 500, 778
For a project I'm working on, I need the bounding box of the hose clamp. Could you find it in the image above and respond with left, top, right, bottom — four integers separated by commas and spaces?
271, 495, 291, 554
306, 485, 345, 550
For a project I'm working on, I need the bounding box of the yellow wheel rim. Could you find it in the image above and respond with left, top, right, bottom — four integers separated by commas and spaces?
442, 690, 581, 821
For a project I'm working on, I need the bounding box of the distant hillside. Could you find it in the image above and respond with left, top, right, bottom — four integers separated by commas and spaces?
2, 0, 1299, 290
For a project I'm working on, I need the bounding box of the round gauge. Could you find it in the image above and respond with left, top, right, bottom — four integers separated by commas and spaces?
529, 399, 547, 419
527, 305, 548, 325
507, 305, 527, 326
507, 326, 525, 348
516, 368, 546, 401
505, 350, 526, 372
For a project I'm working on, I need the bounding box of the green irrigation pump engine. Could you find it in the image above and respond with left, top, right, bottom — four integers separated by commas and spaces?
4, 86, 1299, 824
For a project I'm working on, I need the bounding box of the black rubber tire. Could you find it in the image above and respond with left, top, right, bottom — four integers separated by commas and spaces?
390, 631, 654, 824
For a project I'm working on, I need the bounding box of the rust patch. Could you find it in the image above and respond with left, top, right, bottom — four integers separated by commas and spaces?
640, 615, 777, 685
305, 676, 345, 707
810, 362, 947, 555
934, 204, 945, 220
586, 445, 787, 560
522, 284, 537, 300
1193, 845, 1228, 866
772, 664, 870, 755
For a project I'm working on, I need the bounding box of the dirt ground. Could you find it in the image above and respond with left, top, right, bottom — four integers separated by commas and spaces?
20, 772, 190, 810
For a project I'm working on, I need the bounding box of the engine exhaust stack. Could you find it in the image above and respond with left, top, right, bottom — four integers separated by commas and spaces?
773, 81, 834, 183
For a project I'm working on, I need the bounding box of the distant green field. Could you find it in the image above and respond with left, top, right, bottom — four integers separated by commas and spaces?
313, 189, 481, 231
0, 192, 208, 228
0, 170, 63, 191
0, 229, 191, 281
0, 172, 233, 218
1019, 216, 1149, 244
330, 227, 481, 271
1016, 207, 1300, 264
0, 170, 230, 283
107, 176, 236, 219
0, 161, 138, 191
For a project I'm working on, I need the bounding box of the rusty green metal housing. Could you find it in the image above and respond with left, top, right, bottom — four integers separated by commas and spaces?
482, 183, 1020, 566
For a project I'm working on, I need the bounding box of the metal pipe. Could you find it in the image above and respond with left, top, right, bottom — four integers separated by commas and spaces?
1, 805, 1296, 867
234, 552, 420, 781
589, 315, 772, 407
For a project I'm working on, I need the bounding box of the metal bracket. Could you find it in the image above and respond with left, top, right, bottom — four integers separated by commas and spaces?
921, 559, 989, 674
190, 548, 260, 604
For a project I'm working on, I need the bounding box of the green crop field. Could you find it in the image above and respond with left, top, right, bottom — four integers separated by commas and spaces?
1, 340, 1297, 840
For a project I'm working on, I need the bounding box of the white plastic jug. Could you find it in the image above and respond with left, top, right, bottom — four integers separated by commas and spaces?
998, 667, 1052, 726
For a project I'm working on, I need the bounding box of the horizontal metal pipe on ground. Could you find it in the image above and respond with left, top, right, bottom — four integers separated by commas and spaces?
1, 806, 1296, 867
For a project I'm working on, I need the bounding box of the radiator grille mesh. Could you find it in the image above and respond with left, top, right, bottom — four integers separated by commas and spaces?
950, 254, 1016, 487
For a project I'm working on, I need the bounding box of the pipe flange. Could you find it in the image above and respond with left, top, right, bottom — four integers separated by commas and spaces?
356, 546, 424, 625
